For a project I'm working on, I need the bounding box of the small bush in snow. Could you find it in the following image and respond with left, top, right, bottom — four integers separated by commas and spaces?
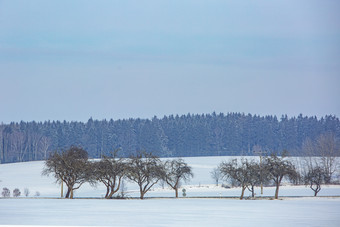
2, 187, 10, 197
13, 188, 21, 197
24, 188, 30, 197
210, 168, 221, 186
35, 191, 40, 197
182, 188, 186, 197
221, 184, 230, 189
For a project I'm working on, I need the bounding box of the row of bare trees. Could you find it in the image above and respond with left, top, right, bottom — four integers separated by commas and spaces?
43, 146, 193, 199
217, 151, 339, 199
44, 148, 337, 200
215, 133, 340, 199
42, 133, 339, 200
300, 133, 339, 196
302, 133, 339, 184
0, 126, 51, 163
218, 153, 299, 199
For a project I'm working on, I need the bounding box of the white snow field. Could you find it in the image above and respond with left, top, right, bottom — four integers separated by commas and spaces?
1, 197, 340, 227
1, 156, 340, 226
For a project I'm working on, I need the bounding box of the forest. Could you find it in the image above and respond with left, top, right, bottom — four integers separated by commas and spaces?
0, 112, 339, 163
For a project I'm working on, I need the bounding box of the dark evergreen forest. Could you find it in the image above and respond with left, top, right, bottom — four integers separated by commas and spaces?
0, 113, 339, 163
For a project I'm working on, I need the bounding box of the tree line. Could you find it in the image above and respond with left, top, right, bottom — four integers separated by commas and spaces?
42, 142, 339, 200
43, 146, 193, 199
217, 148, 340, 199
1, 113, 339, 163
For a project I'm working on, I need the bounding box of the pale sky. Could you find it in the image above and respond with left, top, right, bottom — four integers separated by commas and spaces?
0, 0, 339, 123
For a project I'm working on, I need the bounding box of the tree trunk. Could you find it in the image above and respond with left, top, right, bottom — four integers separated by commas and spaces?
175, 188, 178, 198
240, 186, 246, 200
105, 187, 110, 199
139, 185, 145, 199
312, 184, 321, 196
107, 187, 118, 199
274, 183, 280, 199
107, 179, 122, 199
107, 191, 114, 199
70, 189, 74, 199
65, 187, 71, 198
61, 180, 64, 198
251, 185, 255, 198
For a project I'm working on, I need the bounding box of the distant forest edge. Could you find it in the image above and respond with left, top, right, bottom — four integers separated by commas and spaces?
0, 113, 339, 163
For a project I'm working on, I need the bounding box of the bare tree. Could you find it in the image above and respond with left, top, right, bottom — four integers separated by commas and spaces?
302, 137, 315, 157
303, 166, 326, 196
30, 132, 41, 161
92, 151, 126, 199
210, 168, 221, 186
246, 161, 267, 198
263, 153, 298, 199
42, 146, 92, 199
164, 159, 193, 198
11, 131, 28, 162
316, 133, 340, 184
252, 145, 267, 194
39, 136, 51, 160
302, 134, 340, 184
126, 151, 165, 199
1, 126, 12, 163
219, 158, 258, 199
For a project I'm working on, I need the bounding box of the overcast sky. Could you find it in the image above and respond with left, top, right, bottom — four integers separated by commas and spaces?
0, 0, 339, 123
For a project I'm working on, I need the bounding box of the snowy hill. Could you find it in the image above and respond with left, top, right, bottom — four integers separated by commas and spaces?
1, 156, 340, 198
1, 156, 340, 226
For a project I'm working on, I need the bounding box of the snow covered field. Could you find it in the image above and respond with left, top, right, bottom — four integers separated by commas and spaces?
1, 197, 340, 226
1, 156, 340, 226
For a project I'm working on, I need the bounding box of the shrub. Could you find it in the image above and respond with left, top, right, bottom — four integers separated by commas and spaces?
24, 188, 30, 197
2, 187, 10, 197
13, 188, 21, 197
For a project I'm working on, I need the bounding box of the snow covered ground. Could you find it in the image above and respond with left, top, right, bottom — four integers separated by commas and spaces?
1, 197, 340, 226
1, 156, 340, 226
1, 156, 339, 198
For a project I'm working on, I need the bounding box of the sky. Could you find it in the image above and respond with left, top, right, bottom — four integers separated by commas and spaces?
0, 0, 339, 123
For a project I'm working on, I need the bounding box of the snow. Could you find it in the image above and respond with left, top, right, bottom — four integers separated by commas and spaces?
1, 156, 340, 226
1, 198, 340, 226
